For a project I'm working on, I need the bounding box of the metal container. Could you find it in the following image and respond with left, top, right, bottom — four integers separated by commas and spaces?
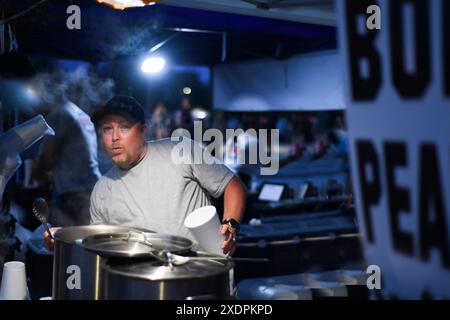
80, 232, 193, 258
100, 253, 234, 300
52, 225, 151, 300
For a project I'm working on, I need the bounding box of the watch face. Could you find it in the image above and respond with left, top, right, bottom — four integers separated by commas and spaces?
229, 220, 240, 233
222, 219, 240, 233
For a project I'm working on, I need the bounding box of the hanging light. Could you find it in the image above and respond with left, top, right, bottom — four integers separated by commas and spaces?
141, 56, 166, 74
96, 0, 159, 10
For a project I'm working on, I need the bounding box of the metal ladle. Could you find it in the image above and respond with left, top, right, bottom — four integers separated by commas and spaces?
158, 250, 270, 266
124, 232, 270, 267
121, 231, 174, 266
32, 197, 54, 239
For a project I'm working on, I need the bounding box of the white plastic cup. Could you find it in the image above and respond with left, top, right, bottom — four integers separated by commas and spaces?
0, 261, 29, 300
184, 206, 225, 255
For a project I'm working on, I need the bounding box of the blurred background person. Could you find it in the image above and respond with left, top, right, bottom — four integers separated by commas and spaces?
328, 112, 349, 159
174, 96, 194, 135
31, 71, 101, 226
146, 101, 172, 140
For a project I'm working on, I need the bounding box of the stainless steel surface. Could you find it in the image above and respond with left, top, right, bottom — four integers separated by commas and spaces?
80, 232, 193, 258
101, 252, 234, 300
160, 251, 270, 266
52, 225, 152, 300
237, 233, 360, 247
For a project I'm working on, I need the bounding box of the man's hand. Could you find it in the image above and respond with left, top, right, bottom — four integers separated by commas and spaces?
43, 227, 61, 251
220, 224, 237, 256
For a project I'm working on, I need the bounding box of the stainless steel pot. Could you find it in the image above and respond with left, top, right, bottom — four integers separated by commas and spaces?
80, 232, 193, 258
100, 252, 234, 300
52, 225, 151, 300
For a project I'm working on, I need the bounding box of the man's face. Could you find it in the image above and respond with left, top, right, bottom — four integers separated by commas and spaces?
99, 114, 147, 170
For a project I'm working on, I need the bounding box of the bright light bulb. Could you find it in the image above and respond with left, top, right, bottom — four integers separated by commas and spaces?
141, 57, 166, 73
191, 108, 208, 120
182, 87, 192, 95
96, 0, 158, 10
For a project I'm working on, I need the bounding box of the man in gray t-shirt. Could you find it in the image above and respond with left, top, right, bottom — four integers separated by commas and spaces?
84, 96, 245, 255
90, 138, 235, 244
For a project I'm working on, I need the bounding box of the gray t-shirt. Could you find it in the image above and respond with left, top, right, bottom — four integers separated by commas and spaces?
46, 101, 101, 195
90, 138, 235, 242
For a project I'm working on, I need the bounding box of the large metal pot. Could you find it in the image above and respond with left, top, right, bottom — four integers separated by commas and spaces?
100, 253, 234, 300
80, 232, 194, 258
52, 225, 151, 300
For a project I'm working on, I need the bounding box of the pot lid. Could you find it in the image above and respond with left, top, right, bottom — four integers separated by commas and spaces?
80, 232, 193, 257
101, 252, 233, 281
54, 225, 153, 245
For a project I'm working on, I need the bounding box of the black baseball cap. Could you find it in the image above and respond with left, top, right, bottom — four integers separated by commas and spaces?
91, 95, 145, 127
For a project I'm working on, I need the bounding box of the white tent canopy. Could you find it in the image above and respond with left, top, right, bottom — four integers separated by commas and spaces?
160, 0, 336, 26
213, 50, 344, 111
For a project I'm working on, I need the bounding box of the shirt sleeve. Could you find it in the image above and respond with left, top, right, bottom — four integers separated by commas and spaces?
188, 139, 235, 199
89, 180, 107, 225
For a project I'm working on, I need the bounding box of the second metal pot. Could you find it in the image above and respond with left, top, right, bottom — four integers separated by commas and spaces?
52, 225, 152, 300
100, 252, 234, 300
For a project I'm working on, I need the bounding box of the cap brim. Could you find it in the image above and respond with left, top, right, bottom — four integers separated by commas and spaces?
91, 110, 142, 127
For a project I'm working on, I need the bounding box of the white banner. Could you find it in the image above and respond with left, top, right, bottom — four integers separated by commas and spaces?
338, 0, 450, 299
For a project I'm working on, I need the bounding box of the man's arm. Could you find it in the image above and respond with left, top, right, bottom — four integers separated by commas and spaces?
221, 176, 246, 255
223, 176, 246, 224
185, 139, 246, 254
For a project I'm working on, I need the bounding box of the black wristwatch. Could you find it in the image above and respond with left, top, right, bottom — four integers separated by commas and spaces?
222, 218, 241, 234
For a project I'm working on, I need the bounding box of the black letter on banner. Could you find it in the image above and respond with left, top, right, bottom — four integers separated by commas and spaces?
390, 0, 430, 98
444, 0, 450, 96
356, 140, 380, 243
384, 142, 413, 256
345, 0, 381, 101
419, 144, 449, 268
